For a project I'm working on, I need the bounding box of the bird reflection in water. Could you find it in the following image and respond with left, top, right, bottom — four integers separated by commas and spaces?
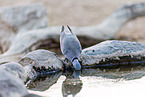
62, 70, 83, 97
26, 72, 62, 91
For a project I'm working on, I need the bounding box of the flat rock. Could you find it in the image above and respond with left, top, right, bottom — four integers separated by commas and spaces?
18, 49, 63, 79
80, 40, 145, 67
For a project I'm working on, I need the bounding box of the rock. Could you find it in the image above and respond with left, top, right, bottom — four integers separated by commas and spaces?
0, 65, 28, 97
80, 40, 145, 67
0, 3, 48, 54
18, 49, 63, 79
0, 3, 48, 32
0, 28, 58, 63
0, 62, 27, 82
2, 27, 58, 56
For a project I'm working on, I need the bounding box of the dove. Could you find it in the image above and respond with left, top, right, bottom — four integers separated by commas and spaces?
60, 25, 82, 70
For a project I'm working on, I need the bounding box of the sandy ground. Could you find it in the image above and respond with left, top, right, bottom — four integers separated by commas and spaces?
0, 0, 145, 43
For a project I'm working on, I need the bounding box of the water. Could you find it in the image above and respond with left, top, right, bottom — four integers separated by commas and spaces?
28, 65, 145, 97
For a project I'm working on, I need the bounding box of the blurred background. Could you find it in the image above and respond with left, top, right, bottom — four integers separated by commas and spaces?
0, 0, 145, 43
0, 0, 144, 25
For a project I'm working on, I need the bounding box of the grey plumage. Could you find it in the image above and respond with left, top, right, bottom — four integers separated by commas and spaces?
60, 25, 82, 70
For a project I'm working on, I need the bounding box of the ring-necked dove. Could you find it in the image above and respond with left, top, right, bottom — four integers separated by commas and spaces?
60, 25, 82, 70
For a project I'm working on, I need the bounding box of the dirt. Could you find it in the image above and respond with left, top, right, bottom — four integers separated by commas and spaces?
0, 0, 145, 43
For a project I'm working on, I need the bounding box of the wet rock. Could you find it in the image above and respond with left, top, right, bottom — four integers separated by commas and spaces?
18, 49, 63, 79
80, 40, 145, 67
0, 65, 28, 97
0, 3, 48, 32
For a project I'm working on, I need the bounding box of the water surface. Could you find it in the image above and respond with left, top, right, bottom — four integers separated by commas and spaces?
28, 65, 145, 97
